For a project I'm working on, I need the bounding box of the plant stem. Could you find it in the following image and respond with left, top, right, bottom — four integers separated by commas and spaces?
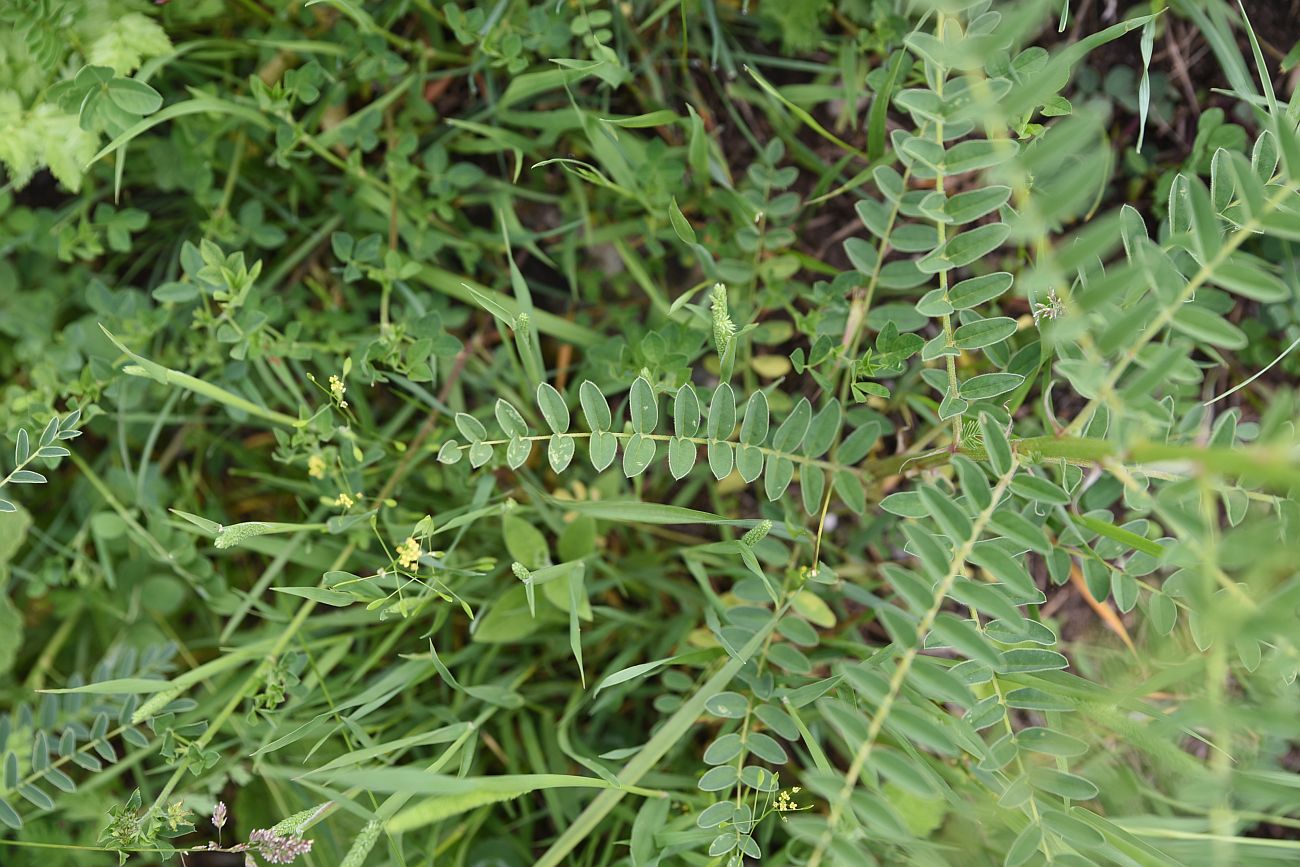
805, 462, 1020, 867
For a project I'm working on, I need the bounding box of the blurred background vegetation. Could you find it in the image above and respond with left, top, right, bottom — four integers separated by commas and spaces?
2, 1, 1299, 865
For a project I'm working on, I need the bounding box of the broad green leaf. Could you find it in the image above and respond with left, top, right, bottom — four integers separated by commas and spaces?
918, 223, 1009, 273
455, 412, 487, 442
987, 512, 1050, 554
1211, 256, 1290, 302
1017, 727, 1087, 758
1148, 592, 1177, 635
772, 397, 811, 452
838, 422, 881, 464
698, 765, 738, 791
1007, 823, 1042, 867
622, 434, 657, 477
804, 400, 840, 457
949, 272, 1013, 309
537, 383, 570, 434
918, 485, 972, 540
952, 454, 992, 511
506, 436, 531, 469
871, 749, 940, 797
931, 614, 1002, 668
668, 437, 697, 479
735, 444, 764, 482
697, 800, 736, 828
503, 516, 549, 569
1000, 648, 1069, 673
580, 380, 612, 431
967, 543, 1037, 597
629, 377, 658, 434
14, 428, 29, 465
1010, 474, 1070, 505
1170, 304, 1248, 349
953, 317, 1018, 350
949, 580, 1022, 624
764, 456, 794, 500
705, 692, 749, 718
708, 441, 733, 479
834, 470, 866, 513
0, 797, 20, 830
106, 77, 163, 114
844, 237, 879, 273
739, 391, 770, 445
674, 384, 701, 437
881, 491, 927, 518
943, 139, 1019, 174
589, 431, 617, 470
746, 732, 788, 764
708, 383, 736, 440
548, 434, 575, 472
703, 733, 743, 765
801, 465, 826, 515
978, 412, 1012, 475
944, 186, 1011, 224
474, 585, 546, 643
495, 399, 529, 438
888, 705, 958, 756
468, 441, 493, 468
1184, 174, 1221, 260
938, 393, 968, 420
668, 197, 697, 245
909, 658, 973, 707
959, 373, 1023, 400
1031, 768, 1099, 800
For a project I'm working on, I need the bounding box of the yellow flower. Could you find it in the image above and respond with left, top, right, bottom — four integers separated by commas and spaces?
336, 492, 354, 509
307, 454, 326, 479
397, 537, 421, 570
329, 374, 348, 407
774, 788, 805, 813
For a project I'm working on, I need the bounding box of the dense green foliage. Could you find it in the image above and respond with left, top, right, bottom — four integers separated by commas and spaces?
2, 0, 1300, 865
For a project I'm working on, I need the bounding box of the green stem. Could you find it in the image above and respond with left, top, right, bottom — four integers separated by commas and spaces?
805, 462, 1020, 867
452, 430, 1300, 491
534, 605, 789, 867
929, 43, 962, 446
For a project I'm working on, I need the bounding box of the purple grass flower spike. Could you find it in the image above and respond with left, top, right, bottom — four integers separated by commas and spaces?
249, 827, 314, 864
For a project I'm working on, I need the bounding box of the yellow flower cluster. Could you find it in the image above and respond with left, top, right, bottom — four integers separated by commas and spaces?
774, 787, 804, 813
329, 374, 348, 407
307, 454, 326, 479
397, 537, 421, 570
